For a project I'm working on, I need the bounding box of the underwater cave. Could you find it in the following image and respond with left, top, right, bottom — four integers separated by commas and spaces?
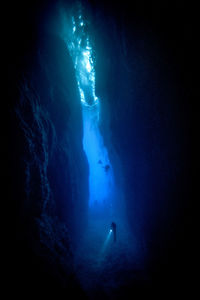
9, 0, 194, 297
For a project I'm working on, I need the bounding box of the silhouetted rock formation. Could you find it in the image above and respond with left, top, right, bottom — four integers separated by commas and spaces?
10, 30, 88, 291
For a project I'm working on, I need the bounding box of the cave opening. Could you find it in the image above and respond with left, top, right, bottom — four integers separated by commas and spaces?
62, 8, 115, 218
11, 0, 193, 295
59, 3, 141, 285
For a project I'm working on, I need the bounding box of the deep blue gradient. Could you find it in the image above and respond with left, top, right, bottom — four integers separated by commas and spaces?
82, 104, 114, 209
63, 9, 115, 211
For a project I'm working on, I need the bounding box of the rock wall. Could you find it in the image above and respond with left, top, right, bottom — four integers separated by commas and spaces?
90, 1, 193, 289
9, 22, 88, 290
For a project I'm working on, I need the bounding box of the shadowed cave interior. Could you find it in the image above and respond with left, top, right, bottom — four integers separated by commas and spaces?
9, 0, 194, 297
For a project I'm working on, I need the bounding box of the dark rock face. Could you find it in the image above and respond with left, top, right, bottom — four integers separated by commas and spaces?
10, 30, 88, 291
90, 1, 193, 291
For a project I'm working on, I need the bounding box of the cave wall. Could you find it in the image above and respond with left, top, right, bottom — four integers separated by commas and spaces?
89, 0, 193, 288
9, 5, 89, 290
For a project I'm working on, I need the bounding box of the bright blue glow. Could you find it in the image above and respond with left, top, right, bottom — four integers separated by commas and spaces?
82, 105, 114, 207
100, 230, 112, 254
83, 51, 92, 72
63, 10, 115, 210
63, 15, 97, 107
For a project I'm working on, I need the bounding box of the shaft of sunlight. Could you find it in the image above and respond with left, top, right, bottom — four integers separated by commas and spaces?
63, 8, 115, 212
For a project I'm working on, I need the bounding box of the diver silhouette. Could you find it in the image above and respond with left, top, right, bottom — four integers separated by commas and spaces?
104, 164, 110, 173
111, 222, 117, 242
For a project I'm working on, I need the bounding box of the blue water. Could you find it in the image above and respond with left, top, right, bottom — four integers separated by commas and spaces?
63, 11, 115, 212
82, 104, 114, 210
62, 9, 145, 295
74, 214, 145, 298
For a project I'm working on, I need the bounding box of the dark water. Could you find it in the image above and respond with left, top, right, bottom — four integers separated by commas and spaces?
74, 212, 147, 298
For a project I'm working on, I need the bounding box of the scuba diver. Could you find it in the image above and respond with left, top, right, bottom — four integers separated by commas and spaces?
111, 222, 117, 242
104, 164, 110, 173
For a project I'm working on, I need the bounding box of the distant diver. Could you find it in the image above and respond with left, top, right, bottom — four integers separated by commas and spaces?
104, 164, 110, 173
111, 222, 117, 242
98, 160, 102, 164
